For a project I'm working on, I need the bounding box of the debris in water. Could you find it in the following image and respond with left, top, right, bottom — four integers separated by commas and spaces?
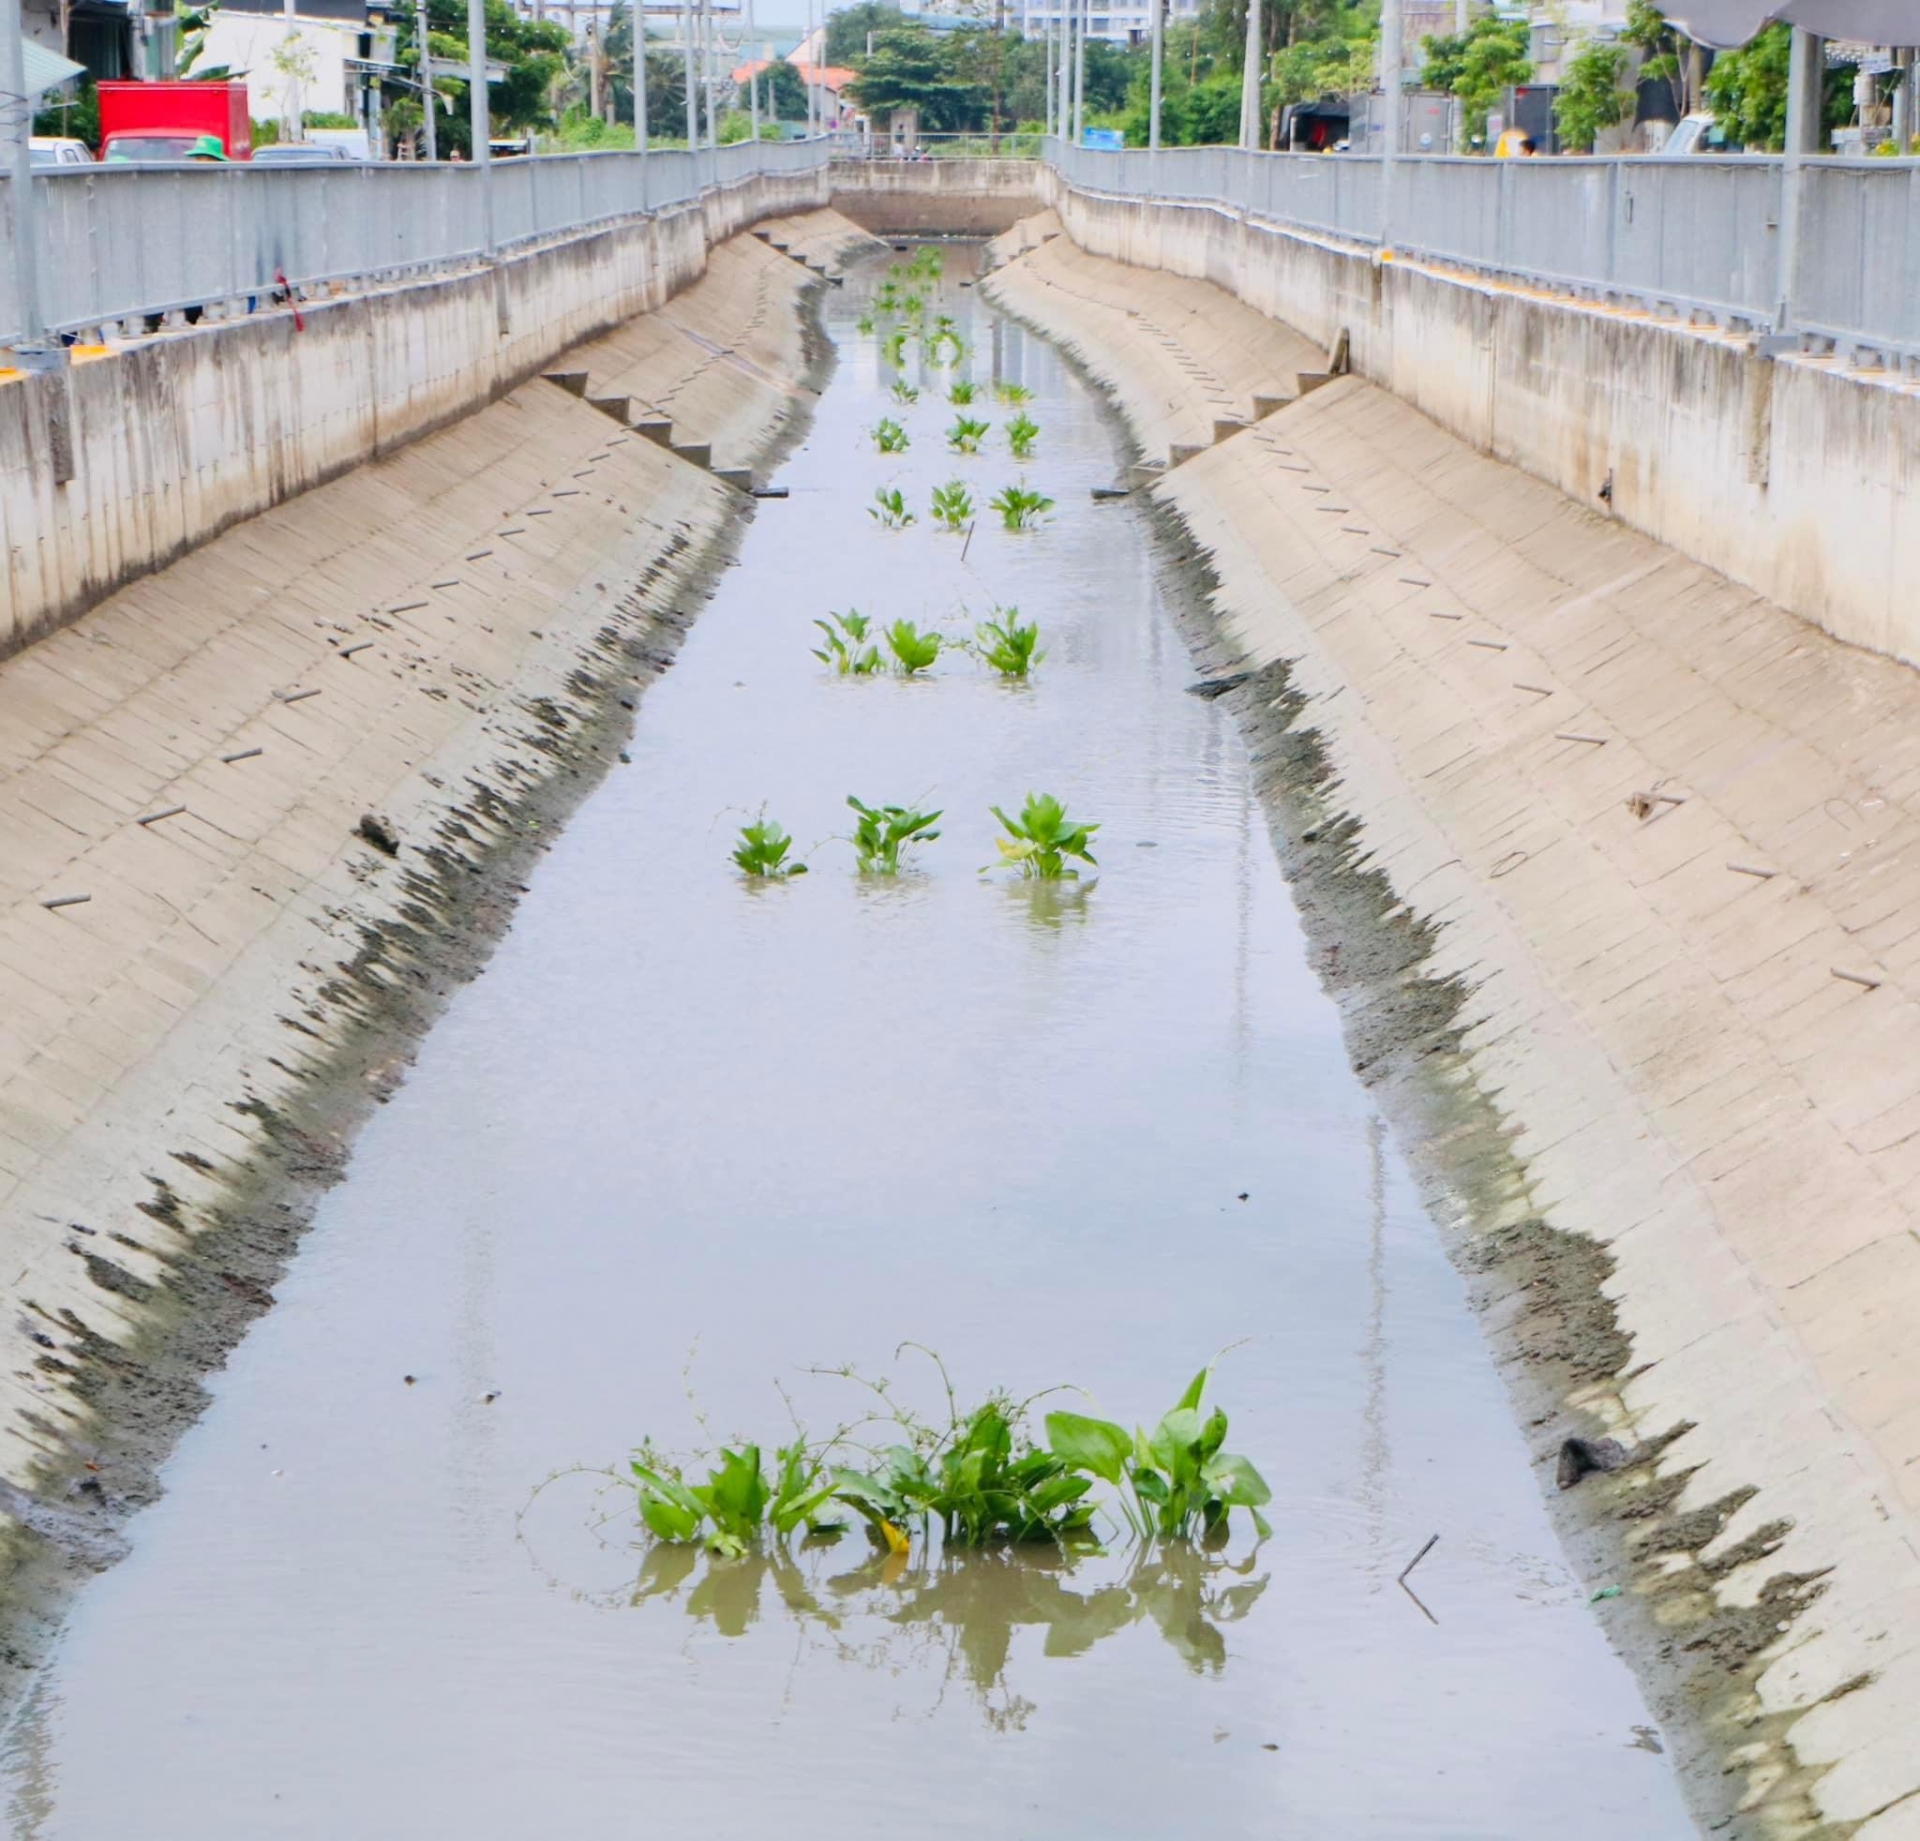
480, 1391, 500, 1405
357, 813, 401, 857
1557, 1436, 1630, 1489
1237, 1193, 1249, 1202
1186, 674, 1250, 700
1591, 1585, 1621, 1603
1399, 1534, 1439, 1583
403, 1375, 417, 1386
1091, 485, 1131, 501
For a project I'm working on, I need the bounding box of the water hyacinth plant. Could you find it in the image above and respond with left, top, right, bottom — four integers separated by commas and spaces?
990, 484, 1053, 530
994, 380, 1034, 405
926, 316, 965, 367
847, 796, 942, 875
1006, 412, 1039, 460
974, 609, 1044, 679
931, 480, 974, 532
813, 609, 882, 676
614, 1353, 1269, 1560
732, 815, 807, 879
1045, 1369, 1272, 1542
948, 416, 991, 455
948, 380, 977, 405
891, 380, 920, 406
882, 328, 910, 368
986, 792, 1097, 880
870, 486, 915, 529
873, 416, 909, 454
631, 1440, 840, 1556
884, 618, 942, 675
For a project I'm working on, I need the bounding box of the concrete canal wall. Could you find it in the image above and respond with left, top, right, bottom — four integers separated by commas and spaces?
0, 209, 883, 1684
0, 165, 835, 661
984, 221, 1920, 1841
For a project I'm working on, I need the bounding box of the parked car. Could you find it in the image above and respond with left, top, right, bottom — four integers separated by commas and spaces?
29, 136, 92, 167
1657, 112, 1746, 155
252, 142, 359, 164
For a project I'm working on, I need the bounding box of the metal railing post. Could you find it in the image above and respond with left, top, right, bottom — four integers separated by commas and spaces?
1775, 25, 1824, 332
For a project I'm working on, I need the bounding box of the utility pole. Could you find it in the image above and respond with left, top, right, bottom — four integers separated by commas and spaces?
1238, 0, 1259, 149
1776, 26, 1824, 333
635, 2, 647, 152
1148, 0, 1162, 152
1, 0, 45, 348
681, 0, 695, 144
588, 11, 602, 119
1892, 46, 1911, 153
1380, 0, 1400, 236
417, 0, 438, 158
468, 0, 492, 251
746, 0, 758, 140
1071, 0, 1085, 143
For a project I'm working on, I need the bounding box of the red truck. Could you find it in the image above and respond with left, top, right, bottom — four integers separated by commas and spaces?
95, 81, 253, 162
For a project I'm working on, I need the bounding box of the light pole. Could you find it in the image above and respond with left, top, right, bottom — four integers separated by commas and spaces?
1238, 0, 1260, 150
416, 0, 438, 160
1380, 0, 1400, 236
1072, 0, 1085, 144
1148, 0, 1162, 152
467, 0, 492, 252
681, 0, 695, 145
635, 3, 647, 153
1776, 26, 1824, 334
1, 0, 44, 349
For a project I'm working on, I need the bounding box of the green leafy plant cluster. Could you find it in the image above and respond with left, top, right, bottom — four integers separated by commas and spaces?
812, 608, 883, 677
847, 796, 942, 875
631, 1440, 839, 1556
870, 485, 915, 529
947, 415, 991, 455
989, 484, 1053, 530
948, 379, 977, 406
732, 816, 807, 879
973, 608, 1044, 679
620, 1355, 1268, 1561
1005, 412, 1039, 460
884, 618, 942, 675
988, 792, 1096, 880
873, 416, 910, 454
890, 380, 920, 406
993, 380, 1033, 405
931, 479, 974, 531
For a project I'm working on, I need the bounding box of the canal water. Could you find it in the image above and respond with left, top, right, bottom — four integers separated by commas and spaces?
0, 245, 1692, 1838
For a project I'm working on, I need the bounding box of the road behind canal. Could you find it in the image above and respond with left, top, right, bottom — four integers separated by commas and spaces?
0, 245, 1691, 1839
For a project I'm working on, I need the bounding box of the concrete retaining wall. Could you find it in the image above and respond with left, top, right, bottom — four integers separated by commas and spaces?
1037, 172, 1920, 672
829, 159, 1039, 236
0, 166, 830, 659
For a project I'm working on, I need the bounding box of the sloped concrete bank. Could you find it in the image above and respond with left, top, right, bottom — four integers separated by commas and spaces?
0, 210, 879, 1707
1032, 167, 1920, 674
0, 165, 839, 660
985, 226, 1920, 1839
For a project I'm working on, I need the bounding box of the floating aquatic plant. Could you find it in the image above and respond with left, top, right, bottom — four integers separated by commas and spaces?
994, 380, 1034, 405
732, 815, 807, 879
813, 609, 882, 676
974, 608, 1044, 678
931, 480, 974, 532
989, 484, 1053, 530
873, 416, 909, 453
870, 486, 915, 529
884, 618, 942, 675
986, 792, 1096, 880
948, 379, 977, 405
948, 416, 991, 455
891, 380, 920, 406
1006, 412, 1039, 460
847, 796, 942, 874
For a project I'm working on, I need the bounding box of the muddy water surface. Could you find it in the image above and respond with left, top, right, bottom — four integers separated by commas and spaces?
0, 248, 1691, 1839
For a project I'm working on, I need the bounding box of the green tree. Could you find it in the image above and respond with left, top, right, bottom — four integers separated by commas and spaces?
847, 24, 988, 129
1420, 12, 1531, 144
1702, 21, 1856, 150
827, 1, 908, 64
1622, 0, 1691, 121
1554, 36, 1634, 150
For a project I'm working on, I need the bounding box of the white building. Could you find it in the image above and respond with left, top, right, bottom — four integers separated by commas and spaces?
200, 0, 371, 125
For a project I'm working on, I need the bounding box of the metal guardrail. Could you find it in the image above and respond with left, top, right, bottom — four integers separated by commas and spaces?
0, 137, 831, 348
1043, 137, 1920, 365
